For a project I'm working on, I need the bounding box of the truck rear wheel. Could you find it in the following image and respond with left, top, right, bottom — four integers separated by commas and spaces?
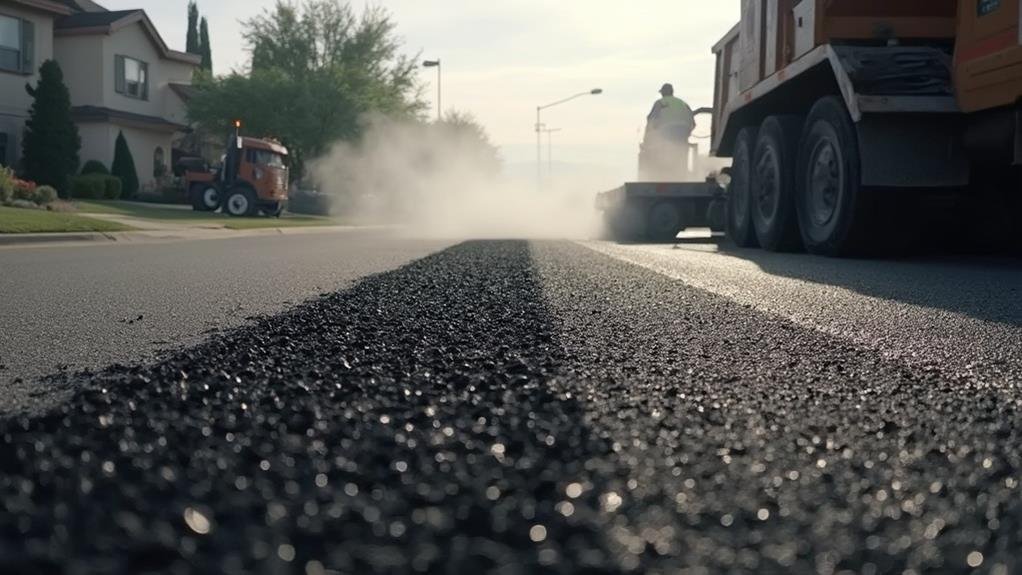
796, 96, 874, 256
190, 184, 220, 212
726, 127, 759, 248
752, 116, 803, 251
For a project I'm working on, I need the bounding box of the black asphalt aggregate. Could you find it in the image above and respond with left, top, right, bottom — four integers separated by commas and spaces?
0, 229, 454, 414
2, 240, 1021, 574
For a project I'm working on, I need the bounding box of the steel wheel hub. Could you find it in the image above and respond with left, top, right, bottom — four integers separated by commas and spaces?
203, 188, 219, 208
228, 194, 249, 215
755, 147, 780, 222
809, 140, 842, 227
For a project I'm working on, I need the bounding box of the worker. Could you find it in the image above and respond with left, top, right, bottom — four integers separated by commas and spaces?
639, 83, 696, 180
646, 83, 696, 144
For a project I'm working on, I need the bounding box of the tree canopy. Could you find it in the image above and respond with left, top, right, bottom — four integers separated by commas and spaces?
187, 0, 424, 176
186, 1, 200, 55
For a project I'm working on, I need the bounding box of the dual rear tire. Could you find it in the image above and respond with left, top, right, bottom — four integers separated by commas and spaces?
728, 96, 871, 257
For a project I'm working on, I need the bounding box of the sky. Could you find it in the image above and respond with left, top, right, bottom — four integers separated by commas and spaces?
101, 1, 740, 186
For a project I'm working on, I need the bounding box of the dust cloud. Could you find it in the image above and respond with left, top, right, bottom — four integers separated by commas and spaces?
309, 115, 607, 239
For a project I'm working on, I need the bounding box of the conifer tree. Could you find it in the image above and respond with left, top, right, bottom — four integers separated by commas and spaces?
21, 60, 80, 196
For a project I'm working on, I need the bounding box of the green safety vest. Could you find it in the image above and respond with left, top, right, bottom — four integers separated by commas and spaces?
651, 96, 694, 128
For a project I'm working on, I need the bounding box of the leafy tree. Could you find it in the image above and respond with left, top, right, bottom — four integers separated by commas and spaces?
187, 0, 423, 177
433, 111, 501, 176
21, 60, 80, 196
200, 17, 212, 72
81, 160, 109, 175
186, 1, 200, 54
111, 130, 139, 199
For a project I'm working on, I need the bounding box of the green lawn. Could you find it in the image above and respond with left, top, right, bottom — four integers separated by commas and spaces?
76, 200, 335, 229
0, 206, 133, 234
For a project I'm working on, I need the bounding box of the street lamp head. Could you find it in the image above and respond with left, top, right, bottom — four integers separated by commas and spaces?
591, 88, 603, 95
423, 60, 440, 68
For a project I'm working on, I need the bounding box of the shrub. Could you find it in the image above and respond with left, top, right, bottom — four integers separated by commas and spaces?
103, 176, 123, 200
33, 185, 58, 205
9, 199, 42, 210
70, 175, 107, 199
81, 160, 109, 175
0, 167, 17, 204
12, 178, 37, 202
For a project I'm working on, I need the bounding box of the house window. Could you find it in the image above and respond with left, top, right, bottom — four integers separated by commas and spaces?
0, 14, 33, 74
115, 55, 149, 100
0, 133, 8, 167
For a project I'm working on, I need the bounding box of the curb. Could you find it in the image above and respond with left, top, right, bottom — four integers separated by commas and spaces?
0, 232, 115, 246
0, 225, 377, 248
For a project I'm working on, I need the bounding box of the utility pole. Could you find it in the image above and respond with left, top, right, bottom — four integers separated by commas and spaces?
535, 89, 602, 191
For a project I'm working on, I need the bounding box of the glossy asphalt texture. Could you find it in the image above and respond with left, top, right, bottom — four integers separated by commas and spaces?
2, 240, 1021, 574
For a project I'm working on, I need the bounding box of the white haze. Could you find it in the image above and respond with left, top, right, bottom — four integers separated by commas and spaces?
310, 114, 728, 239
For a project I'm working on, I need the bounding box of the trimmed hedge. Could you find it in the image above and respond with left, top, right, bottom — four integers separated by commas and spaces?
71, 174, 122, 200
81, 160, 110, 176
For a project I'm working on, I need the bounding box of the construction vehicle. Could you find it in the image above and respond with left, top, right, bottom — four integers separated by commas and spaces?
712, 0, 1022, 256
185, 128, 290, 217
597, 109, 729, 241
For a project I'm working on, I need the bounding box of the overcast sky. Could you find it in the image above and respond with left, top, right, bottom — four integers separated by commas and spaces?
104, 1, 739, 184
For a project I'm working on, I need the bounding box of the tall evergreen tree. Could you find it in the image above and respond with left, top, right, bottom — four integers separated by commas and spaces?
111, 131, 139, 199
200, 17, 212, 72
21, 60, 80, 196
186, 1, 200, 55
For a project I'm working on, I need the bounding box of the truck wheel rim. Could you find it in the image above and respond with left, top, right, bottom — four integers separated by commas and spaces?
808, 139, 842, 228
228, 194, 249, 215
202, 188, 219, 208
755, 146, 780, 223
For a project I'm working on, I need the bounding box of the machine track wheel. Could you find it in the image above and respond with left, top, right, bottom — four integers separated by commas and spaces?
223, 187, 258, 217
752, 115, 804, 252
796, 96, 876, 257
726, 127, 759, 248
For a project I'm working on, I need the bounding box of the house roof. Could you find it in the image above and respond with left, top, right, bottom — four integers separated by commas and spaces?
71, 105, 188, 133
9, 0, 75, 15
55, 9, 201, 66
56, 0, 107, 12
55, 9, 136, 29
169, 83, 199, 103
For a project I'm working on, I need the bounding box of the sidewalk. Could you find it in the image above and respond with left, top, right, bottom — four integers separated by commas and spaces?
0, 222, 368, 249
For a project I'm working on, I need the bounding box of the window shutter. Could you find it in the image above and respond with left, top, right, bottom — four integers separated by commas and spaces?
20, 19, 33, 74
141, 61, 149, 100
115, 55, 125, 93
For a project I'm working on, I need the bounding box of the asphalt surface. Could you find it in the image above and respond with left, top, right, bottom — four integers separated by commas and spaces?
2, 239, 1022, 574
0, 230, 455, 413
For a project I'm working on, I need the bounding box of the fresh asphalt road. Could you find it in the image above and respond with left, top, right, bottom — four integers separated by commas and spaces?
0, 229, 456, 413
2, 237, 1022, 573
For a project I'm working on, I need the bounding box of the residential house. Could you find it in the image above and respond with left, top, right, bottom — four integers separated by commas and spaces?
0, 0, 199, 190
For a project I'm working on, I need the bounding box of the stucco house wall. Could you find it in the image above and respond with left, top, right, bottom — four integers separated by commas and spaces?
0, 0, 63, 168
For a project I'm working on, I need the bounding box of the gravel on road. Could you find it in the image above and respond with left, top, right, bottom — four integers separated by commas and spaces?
1, 240, 1021, 574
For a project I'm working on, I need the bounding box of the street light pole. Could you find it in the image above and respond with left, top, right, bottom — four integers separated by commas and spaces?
541, 127, 562, 177
423, 59, 442, 120
535, 88, 602, 190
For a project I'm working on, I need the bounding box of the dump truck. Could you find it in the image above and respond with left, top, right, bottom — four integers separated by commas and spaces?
186, 133, 290, 217
597, 109, 729, 241
712, 0, 1022, 256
